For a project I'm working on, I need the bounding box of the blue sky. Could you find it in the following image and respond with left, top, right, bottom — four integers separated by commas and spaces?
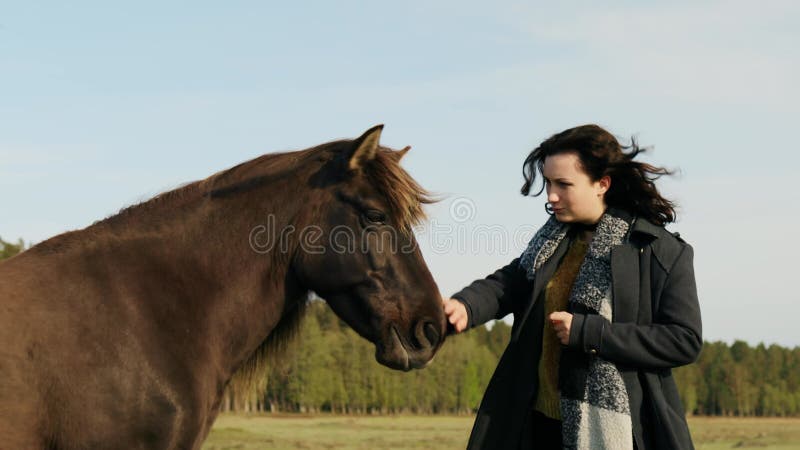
2, 1, 799, 346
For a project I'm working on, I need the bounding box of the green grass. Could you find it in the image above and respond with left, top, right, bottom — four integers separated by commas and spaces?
691, 417, 800, 450
203, 414, 800, 449
203, 414, 471, 450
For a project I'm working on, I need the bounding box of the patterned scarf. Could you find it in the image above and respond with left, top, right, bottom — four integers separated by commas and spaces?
519, 208, 634, 450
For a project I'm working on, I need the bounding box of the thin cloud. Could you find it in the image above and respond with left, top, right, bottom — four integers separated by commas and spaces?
500, 1, 799, 109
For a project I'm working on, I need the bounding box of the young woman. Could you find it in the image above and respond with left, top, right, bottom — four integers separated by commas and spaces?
443, 124, 702, 450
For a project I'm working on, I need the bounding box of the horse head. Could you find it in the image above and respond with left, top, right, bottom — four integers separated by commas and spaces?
294, 125, 446, 371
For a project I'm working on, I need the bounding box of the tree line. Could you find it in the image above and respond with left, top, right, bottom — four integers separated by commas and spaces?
220, 300, 800, 417
2, 237, 798, 416
0, 237, 25, 260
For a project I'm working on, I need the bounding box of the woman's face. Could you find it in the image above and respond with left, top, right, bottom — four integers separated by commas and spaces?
542, 151, 610, 224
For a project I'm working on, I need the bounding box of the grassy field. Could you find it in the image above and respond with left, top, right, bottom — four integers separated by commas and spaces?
203, 414, 800, 449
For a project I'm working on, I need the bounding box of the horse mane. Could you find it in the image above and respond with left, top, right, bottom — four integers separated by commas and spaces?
229, 291, 310, 391
366, 147, 437, 232
26, 179, 206, 254
26, 146, 315, 255
31, 136, 435, 256
206, 139, 437, 232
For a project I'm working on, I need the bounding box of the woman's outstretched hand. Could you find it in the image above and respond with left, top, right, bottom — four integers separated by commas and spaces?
549, 311, 573, 345
443, 297, 468, 334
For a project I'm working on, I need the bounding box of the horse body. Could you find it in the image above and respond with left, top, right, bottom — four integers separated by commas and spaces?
0, 125, 444, 449
1, 212, 289, 448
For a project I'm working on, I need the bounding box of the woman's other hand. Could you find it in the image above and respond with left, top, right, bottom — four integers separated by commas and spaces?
549, 311, 573, 345
443, 297, 468, 333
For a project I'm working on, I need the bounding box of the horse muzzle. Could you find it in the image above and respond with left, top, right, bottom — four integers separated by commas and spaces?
375, 320, 441, 371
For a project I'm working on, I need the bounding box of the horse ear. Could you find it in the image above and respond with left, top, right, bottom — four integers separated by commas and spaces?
397, 146, 411, 160
349, 124, 384, 171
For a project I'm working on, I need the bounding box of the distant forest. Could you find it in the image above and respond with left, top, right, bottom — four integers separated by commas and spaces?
219, 300, 800, 417
2, 237, 798, 417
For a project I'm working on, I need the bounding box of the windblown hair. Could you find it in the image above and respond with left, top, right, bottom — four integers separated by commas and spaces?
521, 124, 677, 226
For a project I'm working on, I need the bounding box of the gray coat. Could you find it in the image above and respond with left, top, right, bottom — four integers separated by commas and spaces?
451, 214, 702, 450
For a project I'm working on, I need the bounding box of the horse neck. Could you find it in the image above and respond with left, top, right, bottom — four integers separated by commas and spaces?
185, 181, 313, 377
82, 172, 314, 381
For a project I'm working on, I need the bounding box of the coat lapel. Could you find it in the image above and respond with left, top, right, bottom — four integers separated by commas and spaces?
512, 235, 572, 342
514, 210, 659, 337
611, 244, 640, 323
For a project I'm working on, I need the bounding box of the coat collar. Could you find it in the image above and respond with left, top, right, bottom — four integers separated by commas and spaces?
606, 206, 661, 240
632, 216, 661, 239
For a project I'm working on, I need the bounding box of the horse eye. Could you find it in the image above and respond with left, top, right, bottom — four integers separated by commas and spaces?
365, 210, 387, 224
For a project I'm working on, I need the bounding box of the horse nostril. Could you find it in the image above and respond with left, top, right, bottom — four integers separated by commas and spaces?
415, 321, 439, 349
425, 322, 440, 348
411, 320, 441, 350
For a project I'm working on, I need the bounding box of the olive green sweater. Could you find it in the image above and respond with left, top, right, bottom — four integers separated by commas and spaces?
534, 236, 589, 420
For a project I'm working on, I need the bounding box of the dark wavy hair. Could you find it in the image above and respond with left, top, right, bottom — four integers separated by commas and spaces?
521, 124, 677, 226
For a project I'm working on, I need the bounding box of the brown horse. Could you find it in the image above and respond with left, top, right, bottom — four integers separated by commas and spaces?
0, 125, 446, 449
